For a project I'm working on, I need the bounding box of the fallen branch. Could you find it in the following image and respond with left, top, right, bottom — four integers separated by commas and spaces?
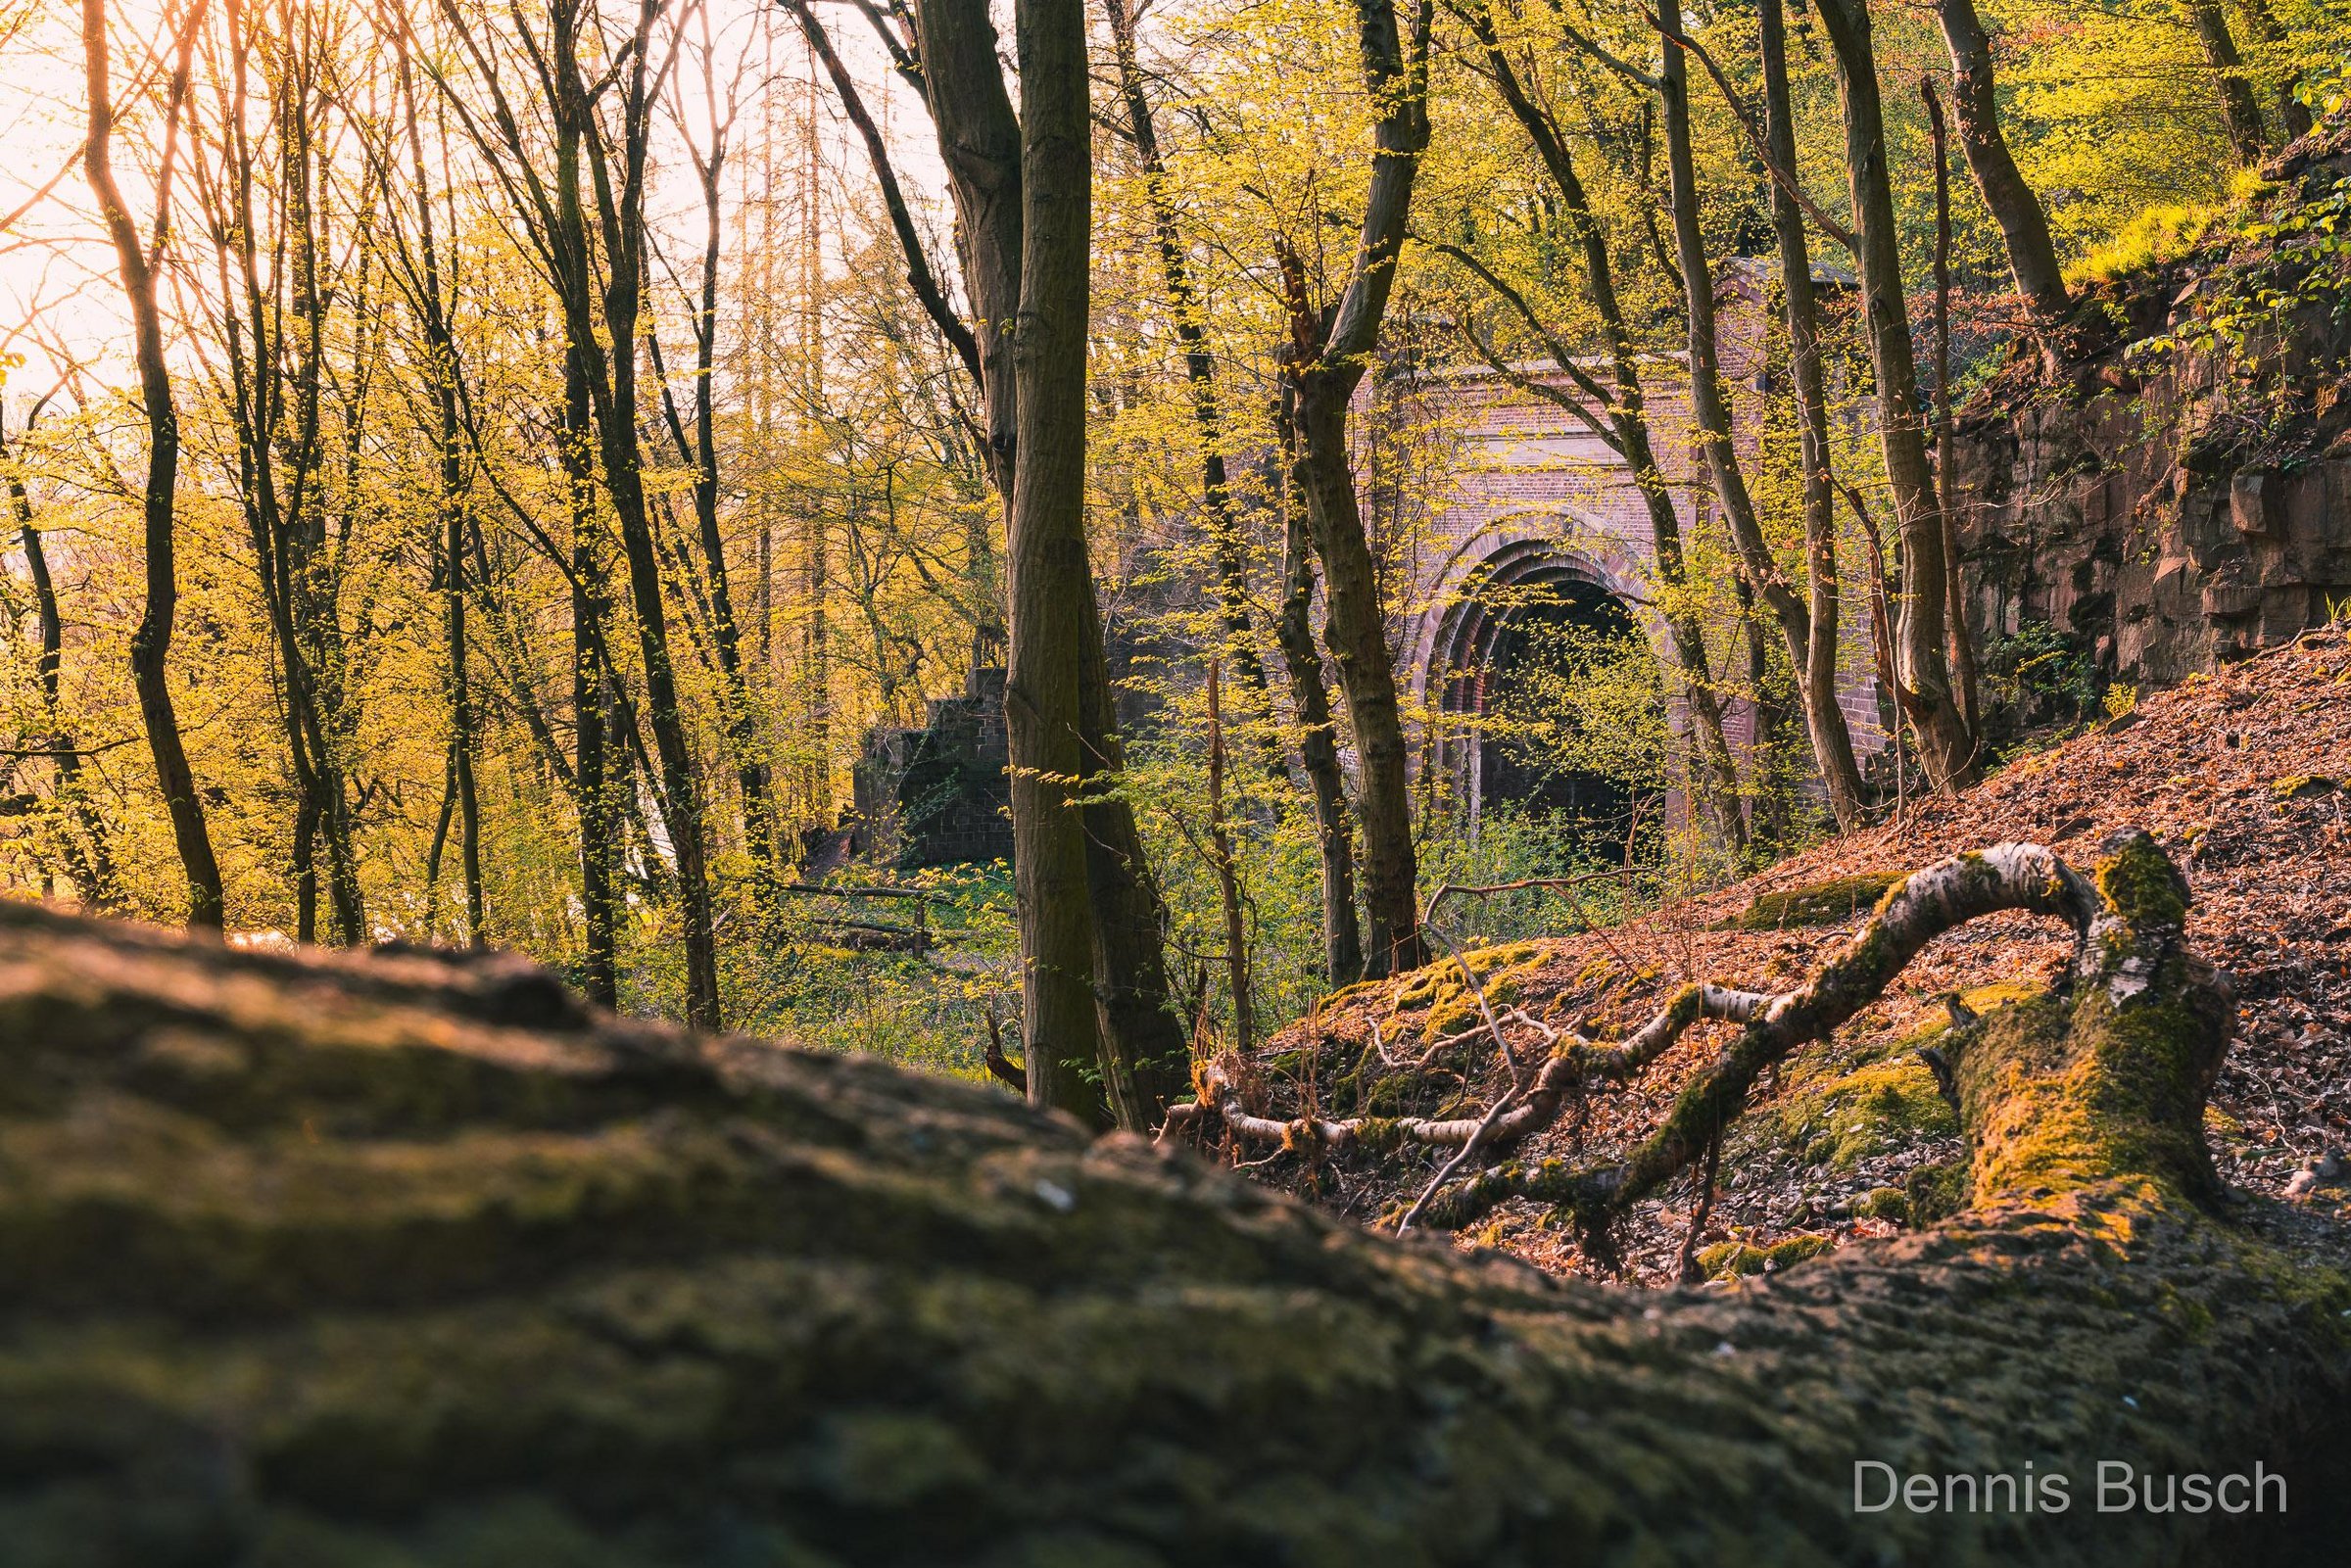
1170, 838, 2155, 1242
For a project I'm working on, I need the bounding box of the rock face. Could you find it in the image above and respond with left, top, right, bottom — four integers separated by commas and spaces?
1954, 122, 2351, 694
1, 852, 2347, 1566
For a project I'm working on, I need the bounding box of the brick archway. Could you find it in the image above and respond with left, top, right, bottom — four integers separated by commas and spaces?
1418, 537, 1654, 836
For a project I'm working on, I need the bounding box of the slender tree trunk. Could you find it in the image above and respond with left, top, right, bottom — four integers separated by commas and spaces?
565, 356, 618, 1010
552, 0, 720, 1029
81, 0, 223, 931
1813, 0, 1978, 791
1460, 0, 1748, 851
1756, 0, 1868, 832
1288, 380, 1423, 976
1924, 80, 1982, 741
1271, 427, 1365, 987
995, 0, 1117, 1125
893, 0, 1187, 1126
670, 132, 781, 916
1930, 0, 2074, 337
2238, 0, 2315, 142
4, 421, 122, 909
1657, 0, 1864, 832
1205, 659, 1252, 1055
1265, 0, 1434, 979
2185, 0, 2272, 163
1102, 0, 1273, 727
399, 50, 485, 949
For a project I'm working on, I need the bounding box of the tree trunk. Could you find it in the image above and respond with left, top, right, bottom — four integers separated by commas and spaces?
1931, 0, 2075, 333
1458, 0, 1748, 852
1103, 0, 1275, 732
895, 0, 1187, 1128
1289, 382, 1424, 976
990, 0, 1120, 1126
1272, 430, 1365, 987
1204, 659, 1253, 1054
2238, 0, 2316, 143
551, 0, 721, 1031
1924, 80, 1983, 742
565, 356, 618, 1010
3, 832, 2343, 1565
1656, 0, 1864, 833
1813, 0, 1978, 792
1271, 0, 1435, 978
2185, 0, 2272, 164
80, 0, 224, 932
3, 418, 122, 910
1760, 0, 1868, 832
398, 60, 486, 950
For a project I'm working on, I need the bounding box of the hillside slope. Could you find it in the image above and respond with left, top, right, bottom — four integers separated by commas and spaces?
1232, 628, 2351, 1280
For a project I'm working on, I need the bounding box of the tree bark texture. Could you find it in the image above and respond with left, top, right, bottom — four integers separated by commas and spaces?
80, 0, 224, 931
1812, 0, 1978, 792
900, 0, 1189, 1127
0, 831, 2343, 1565
2185, 0, 2273, 164
1272, 430, 1365, 987
1758, 0, 1867, 832
1278, 0, 1436, 978
1930, 0, 2075, 333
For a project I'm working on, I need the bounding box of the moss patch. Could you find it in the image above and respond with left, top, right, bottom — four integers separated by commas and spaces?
1388, 943, 1549, 1042
1751, 1049, 1959, 1173
1855, 1186, 1909, 1223
1696, 1234, 1835, 1280
2271, 773, 2338, 802
1721, 873, 1903, 931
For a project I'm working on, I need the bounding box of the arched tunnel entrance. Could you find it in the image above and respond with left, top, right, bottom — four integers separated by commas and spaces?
1428, 545, 1658, 857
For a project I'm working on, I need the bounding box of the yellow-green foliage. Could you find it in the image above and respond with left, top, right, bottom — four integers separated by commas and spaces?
2067, 202, 2229, 287
1389, 942, 1548, 1041
1724, 872, 1903, 931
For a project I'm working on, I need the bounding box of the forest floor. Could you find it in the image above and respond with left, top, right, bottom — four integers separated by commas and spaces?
1233, 626, 2351, 1284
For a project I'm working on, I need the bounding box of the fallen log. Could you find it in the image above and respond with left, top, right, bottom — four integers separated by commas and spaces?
0, 832, 2344, 1564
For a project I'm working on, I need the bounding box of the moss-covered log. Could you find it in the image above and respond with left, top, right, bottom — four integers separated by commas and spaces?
1, 837, 2347, 1566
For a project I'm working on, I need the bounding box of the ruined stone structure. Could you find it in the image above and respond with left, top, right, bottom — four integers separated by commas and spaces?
853, 264, 1893, 865
1397, 261, 1888, 829
850, 666, 1014, 869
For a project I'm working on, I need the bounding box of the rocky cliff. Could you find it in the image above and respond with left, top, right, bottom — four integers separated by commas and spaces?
1955, 116, 2351, 695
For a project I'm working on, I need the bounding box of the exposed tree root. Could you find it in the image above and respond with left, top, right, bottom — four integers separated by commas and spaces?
1173, 836, 2167, 1238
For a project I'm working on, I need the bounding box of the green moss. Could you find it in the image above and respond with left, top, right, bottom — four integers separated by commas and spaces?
1903, 1162, 1968, 1224
2271, 773, 2337, 801
1719, 873, 1903, 931
1766, 1235, 1833, 1269
1757, 1053, 1958, 1173
1696, 1235, 1832, 1280
1855, 1187, 1909, 1223
2092, 837, 2190, 930
1696, 1242, 1766, 1279
1389, 943, 1548, 1042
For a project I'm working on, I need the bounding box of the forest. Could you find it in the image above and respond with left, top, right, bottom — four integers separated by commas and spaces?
2, 0, 2351, 1562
